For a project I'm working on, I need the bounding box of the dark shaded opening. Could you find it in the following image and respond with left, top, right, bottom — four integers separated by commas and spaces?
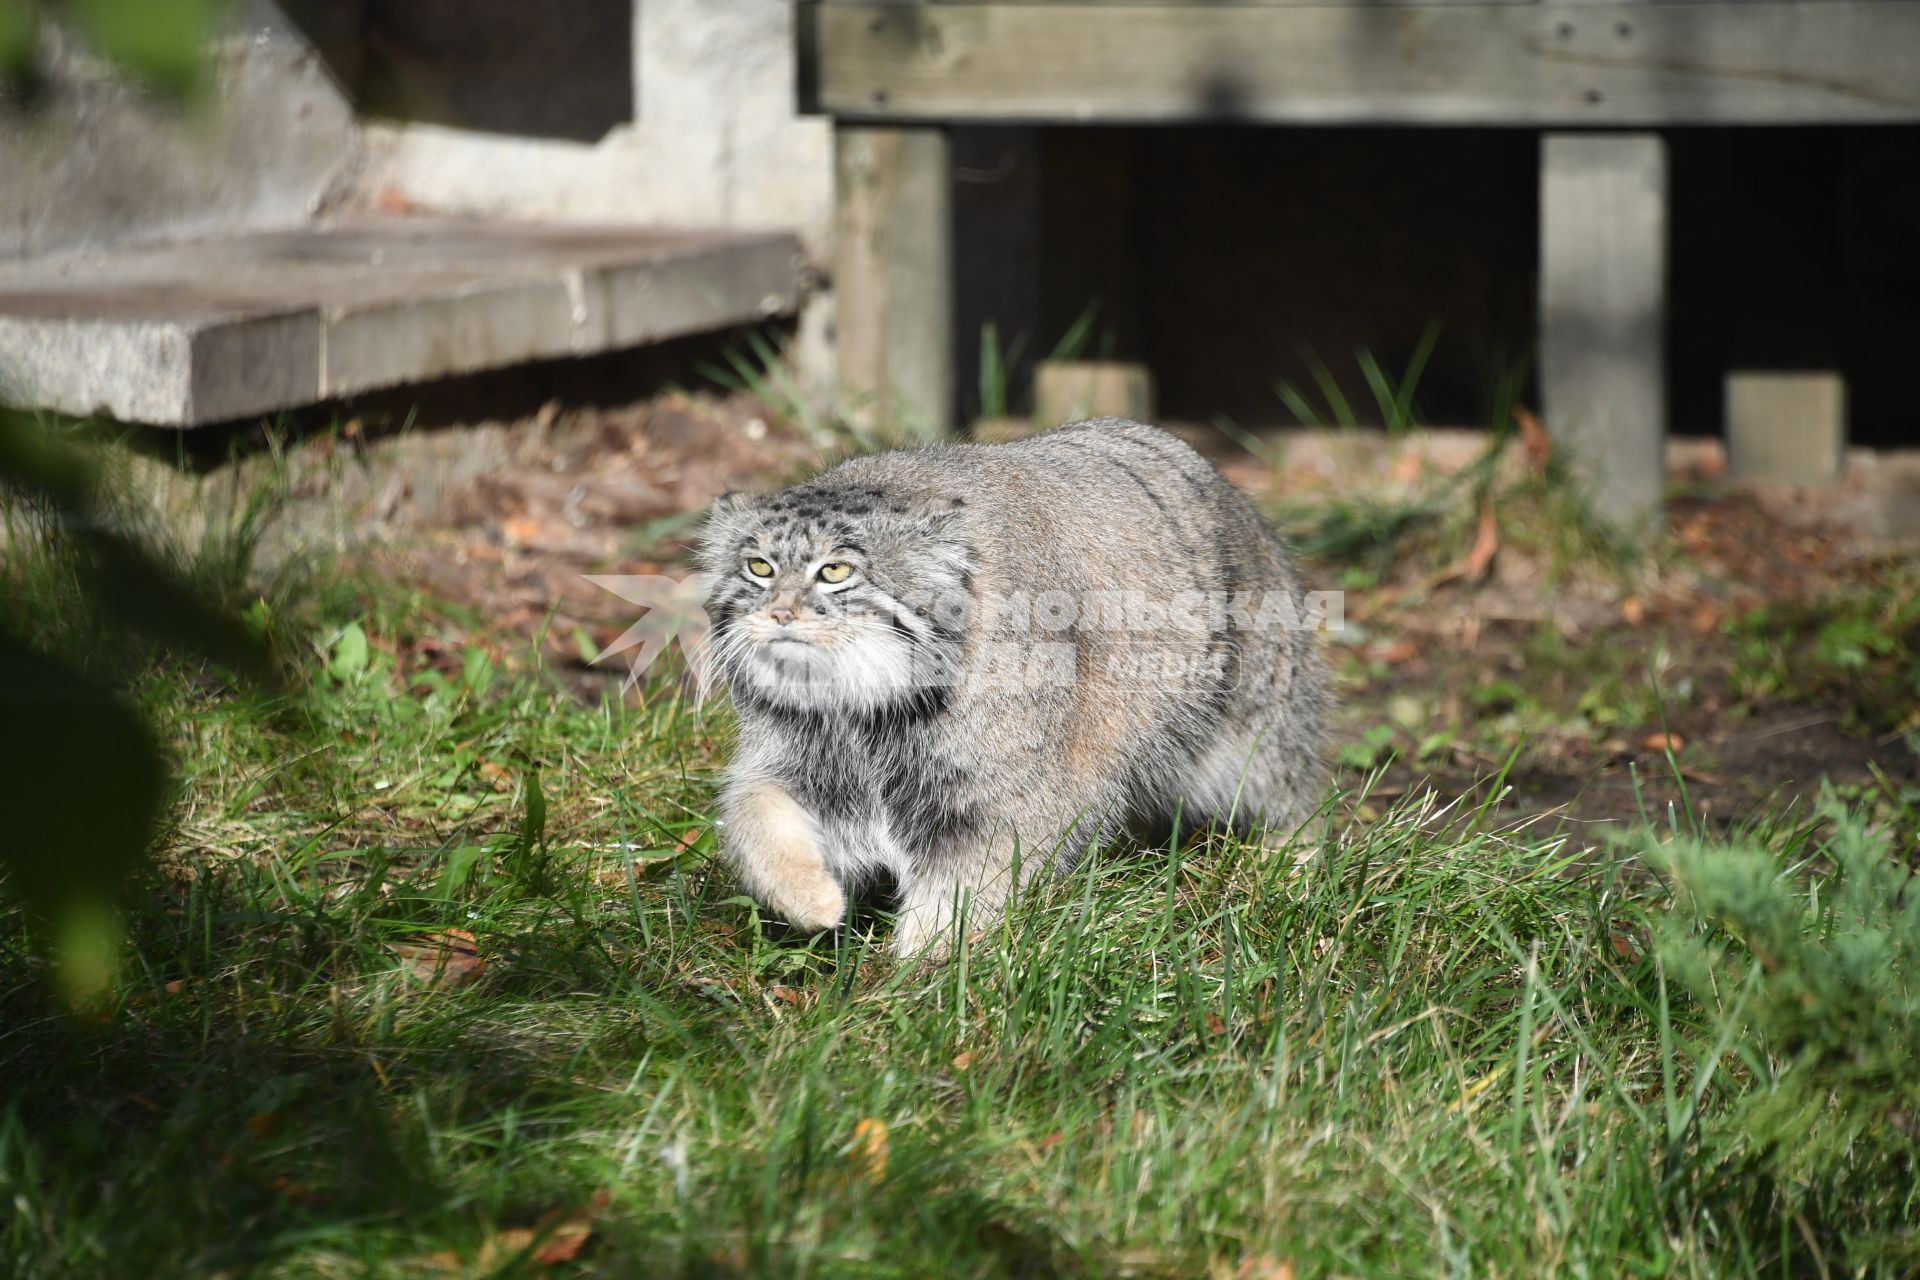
955, 123, 1920, 448
1669, 126, 1920, 449
956, 126, 1540, 432
272, 0, 633, 143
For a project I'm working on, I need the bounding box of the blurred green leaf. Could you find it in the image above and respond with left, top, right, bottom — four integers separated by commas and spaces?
1336, 724, 1399, 772
327, 622, 369, 681
0, 632, 164, 998
1, 415, 280, 1005
461, 645, 494, 696
0, 421, 278, 685
64, 0, 228, 93
435, 844, 487, 899
53, 898, 120, 1009
505, 770, 555, 896
1813, 616, 1890, 670
0, 0, 37, 79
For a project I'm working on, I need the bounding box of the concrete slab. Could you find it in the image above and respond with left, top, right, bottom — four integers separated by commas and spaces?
0, 219, 803, 426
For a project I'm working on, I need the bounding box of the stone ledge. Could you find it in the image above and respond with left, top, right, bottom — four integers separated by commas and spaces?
0, 219, 804, 426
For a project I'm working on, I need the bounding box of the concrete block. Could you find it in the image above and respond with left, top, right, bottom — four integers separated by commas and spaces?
594, 236, 801, 351
1725, 370, 1847, 484
322, 280, 579, 399
0, 313, 193, 427
1034, 360, 1155, 428
971, 417, 1036, 443
0, 220, 803, 425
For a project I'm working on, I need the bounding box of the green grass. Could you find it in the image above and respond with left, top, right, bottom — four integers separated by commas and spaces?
4, 467, 1918, 1277
1728, 558, 1920, 736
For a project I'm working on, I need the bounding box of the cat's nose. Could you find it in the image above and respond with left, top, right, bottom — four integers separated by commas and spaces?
769, 607, 795, 626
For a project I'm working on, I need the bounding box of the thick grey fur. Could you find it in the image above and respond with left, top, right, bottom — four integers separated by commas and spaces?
695, 419, 1329, 955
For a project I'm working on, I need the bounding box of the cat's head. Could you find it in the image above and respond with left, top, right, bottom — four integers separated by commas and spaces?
695, 478, 974, 715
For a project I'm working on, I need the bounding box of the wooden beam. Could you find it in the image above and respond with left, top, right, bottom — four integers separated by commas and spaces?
1539, 133, 1667, 532
803, 2, 1920, 125
847, 0, 1544, 5
835, 125, 956, 436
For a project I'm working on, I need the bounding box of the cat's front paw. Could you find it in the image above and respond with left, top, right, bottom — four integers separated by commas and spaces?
766, 863, 846, 934
721, 781, 847, 934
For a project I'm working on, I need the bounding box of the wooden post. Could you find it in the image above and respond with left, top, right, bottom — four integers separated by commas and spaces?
834, 125, 955, 437
1539, 133, 1668, 532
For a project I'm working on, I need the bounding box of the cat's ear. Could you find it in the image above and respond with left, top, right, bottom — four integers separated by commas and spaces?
695, 491, 761, 566
703, 490, 768, 527
920, 493, 972, 537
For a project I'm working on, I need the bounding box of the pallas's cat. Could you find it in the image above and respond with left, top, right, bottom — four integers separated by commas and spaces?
697, 419, 1329, 955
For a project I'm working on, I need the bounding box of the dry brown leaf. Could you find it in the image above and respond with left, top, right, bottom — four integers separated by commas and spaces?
951, 1051, 975, 1071
1643, 732, 1685, 753
1035, 1130, 1064, 1153
1204, 1011, 1227, 1036
1689, 602, 1723, 634
391, 929, 486, 990
532, 1229, 590, 1265
768, 985, 804, 1007
1513, 404, 1552, 477
271, 1174, 329, 1208
427, 1230, 529, 1274
1236, 1254, 1297, 1280
501, 516, 550, 546
424, 1190, 607, 1272
673, 826, 706, 853
1376, 639, 1420, 667
1388, 449, 1425, 489
1620, 596, 1648, 626
1463, 503, 1499, 583
851, 1117, 889, 1184
477, 761, 513, 793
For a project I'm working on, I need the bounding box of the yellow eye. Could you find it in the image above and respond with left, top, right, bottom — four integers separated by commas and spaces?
746, 558, 774, 579
818, 561, 853, 584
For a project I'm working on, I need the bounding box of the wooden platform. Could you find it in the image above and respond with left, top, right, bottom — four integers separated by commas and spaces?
0, 220, 802, 427
801, 0, 1920, 529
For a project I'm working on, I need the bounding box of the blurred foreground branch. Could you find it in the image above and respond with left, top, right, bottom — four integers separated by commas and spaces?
2, 0, 233, 96
0, 416, 277, 1005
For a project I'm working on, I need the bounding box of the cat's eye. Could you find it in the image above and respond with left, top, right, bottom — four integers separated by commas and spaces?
817, 562, 853, 584
746, 558, 775, 579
